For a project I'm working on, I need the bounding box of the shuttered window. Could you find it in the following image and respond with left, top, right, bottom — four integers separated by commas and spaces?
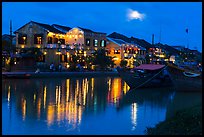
86, 39, 90, 46
47, 37, 52, 44
53, 38, 58, 44
34, 34, 43, 44
18, 35, 27, 44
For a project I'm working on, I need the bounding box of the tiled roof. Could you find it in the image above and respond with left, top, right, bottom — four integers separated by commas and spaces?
107, 37, 127, 45
78, 27, 106, 34
32, 21, 65, 34
14, 21, 65, 34
52, 24, 72, 32
107, 32, 131, 43
107, 32, 148, 50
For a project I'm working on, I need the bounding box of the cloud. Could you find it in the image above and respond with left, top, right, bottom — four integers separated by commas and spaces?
127, 8, 145, 21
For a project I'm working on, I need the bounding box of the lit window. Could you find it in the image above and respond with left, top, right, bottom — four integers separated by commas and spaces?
86, 39, 90, 46
101, 40, 104, 47
34, 34, 42, 44
18, 36, 27, 44
94, 39, 98, 47
37, 37, 42, 44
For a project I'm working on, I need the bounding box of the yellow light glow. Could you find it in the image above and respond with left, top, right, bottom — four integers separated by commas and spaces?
34, 94, 36, 103
22, 98, 26, 120
21, 45, 25, 48
47, 105, 55, 126
66, 79, 70, 102
37, 98, 41, 119
56, 52, 61, 55
43, 86, 47, 109
113, 57, 119, 60
44, 52, 47, 55
8, 86, 10, 102
48, 32, 54, 36
36, 45, 41, 48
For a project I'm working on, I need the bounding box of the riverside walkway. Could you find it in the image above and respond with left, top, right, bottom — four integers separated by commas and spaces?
2, 71, 119, 78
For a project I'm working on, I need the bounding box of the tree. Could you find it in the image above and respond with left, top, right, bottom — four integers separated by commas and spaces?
93, 49, 115, 70
68, 55, 80, 71
120, 60, 128, 68
84, 55, 95, 70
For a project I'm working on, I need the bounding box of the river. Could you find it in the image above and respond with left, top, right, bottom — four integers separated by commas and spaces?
2, 77, 201, 135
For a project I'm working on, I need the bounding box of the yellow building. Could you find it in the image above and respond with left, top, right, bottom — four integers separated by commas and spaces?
14, 21, 107, 70
106, 37, 146, 68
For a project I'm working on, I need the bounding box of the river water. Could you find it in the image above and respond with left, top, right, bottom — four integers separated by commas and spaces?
2, 77, 202, 135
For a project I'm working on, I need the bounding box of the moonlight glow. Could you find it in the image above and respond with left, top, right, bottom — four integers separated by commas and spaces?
127, 8, 145, 21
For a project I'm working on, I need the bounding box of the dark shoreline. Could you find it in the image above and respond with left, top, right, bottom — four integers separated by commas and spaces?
2, 71, 119, 78
145, 105, 202, 135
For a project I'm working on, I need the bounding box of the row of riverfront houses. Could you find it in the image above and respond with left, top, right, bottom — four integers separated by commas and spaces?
11, 21, 148, 71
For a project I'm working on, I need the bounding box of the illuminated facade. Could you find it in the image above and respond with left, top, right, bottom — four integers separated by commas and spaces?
106, 37, 146, 68
14, 21, 107, 69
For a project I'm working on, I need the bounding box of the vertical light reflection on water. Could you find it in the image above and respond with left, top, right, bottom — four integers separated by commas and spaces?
47, 105, 55, 126
111, 78, 121, 103
123, 82, 130, 95
21, 98, 26, 121
66, 79, 70, 102
131, 103, 138, 131
7, 86, 11, 102
91, 78, 94, 98
43, 86, 47, 109
33, 94, 36, 104
37, 98, 41, 120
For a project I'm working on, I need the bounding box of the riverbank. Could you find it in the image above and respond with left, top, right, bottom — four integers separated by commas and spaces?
145, 105, 202, 135
2, 71, 119, 78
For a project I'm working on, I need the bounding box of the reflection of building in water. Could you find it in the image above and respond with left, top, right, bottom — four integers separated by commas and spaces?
107, 78, 129, 104
4, 77, 128, 129
123, 82, 130, 95
131, 103, 138, 131
47, 79, 88, 128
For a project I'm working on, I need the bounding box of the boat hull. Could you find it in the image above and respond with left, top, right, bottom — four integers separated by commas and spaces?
117, 68, 172, 90
167, 65, 202, 92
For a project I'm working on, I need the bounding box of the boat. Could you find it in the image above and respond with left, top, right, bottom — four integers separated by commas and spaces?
166, 63, 202, 92
116, 64, 172, 90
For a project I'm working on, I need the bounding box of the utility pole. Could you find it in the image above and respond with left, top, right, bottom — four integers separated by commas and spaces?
10, 20, 12, 53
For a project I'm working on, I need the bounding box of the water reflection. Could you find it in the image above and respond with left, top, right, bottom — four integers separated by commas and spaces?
2, 77, 189, 135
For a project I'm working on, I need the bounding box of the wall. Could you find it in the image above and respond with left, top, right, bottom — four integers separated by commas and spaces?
15, 22, 47, 49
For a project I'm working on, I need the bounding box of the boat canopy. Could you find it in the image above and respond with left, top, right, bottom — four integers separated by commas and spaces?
134, 64, 165, 70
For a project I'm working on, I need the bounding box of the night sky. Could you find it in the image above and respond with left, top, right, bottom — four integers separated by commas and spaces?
2, 2, 202, 52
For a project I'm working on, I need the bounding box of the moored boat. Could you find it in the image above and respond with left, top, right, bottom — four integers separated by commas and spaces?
166, 63, 202, 92
117, 64, 172, 90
